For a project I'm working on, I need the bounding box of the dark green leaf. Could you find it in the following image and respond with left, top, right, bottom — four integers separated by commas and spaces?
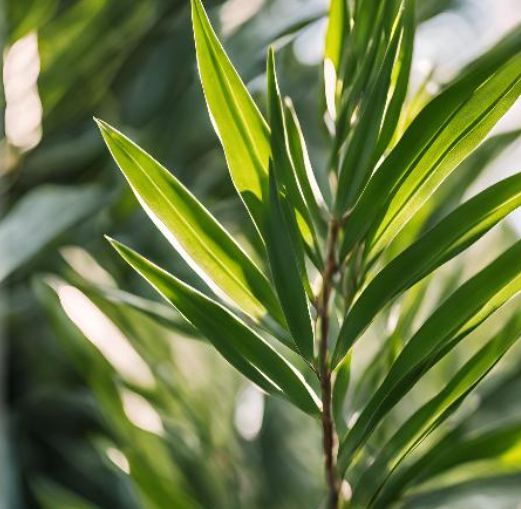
335, 172, 521, 363
338, 239, 521, 472
265, 168, 315, 361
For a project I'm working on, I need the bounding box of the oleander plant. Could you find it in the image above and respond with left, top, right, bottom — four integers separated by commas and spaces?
49, 0, 521, 507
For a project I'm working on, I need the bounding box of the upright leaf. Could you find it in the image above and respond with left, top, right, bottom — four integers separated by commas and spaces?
341, 50, 521, 258
374, 0, 415, 158
109, 238, 321, 416
324, 0, 349, 120
191, 0, 270, 235
266, 48, 320, 265
96, 119, 283, 324
284, 98, 326, 225
336, 6, 405, 211
265, 169, 315, 361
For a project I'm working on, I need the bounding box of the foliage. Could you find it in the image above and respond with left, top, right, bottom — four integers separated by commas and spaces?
4, 0, 521, 508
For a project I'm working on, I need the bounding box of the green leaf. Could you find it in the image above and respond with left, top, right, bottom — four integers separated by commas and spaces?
332, 351, 352, 435
352, 315, 521, 507
324, 0, 349, 120
338, 239, 521, 472
284, 97, 326, 226
334, 172, 521, 364
340, 50, 521, 258
265, 168, 315, 361
335, 5, 405, 211
266, 48, 320, 266
96, 119, 283, 325
374, 0, 415, 158
108, 238, 321, 416
375, 419, 521, 509
191, 0, 270, 235
0, 184, 106, 282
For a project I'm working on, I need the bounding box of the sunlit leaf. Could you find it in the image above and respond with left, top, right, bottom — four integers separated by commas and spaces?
109, 238, 321, 416
97, 119, 283, 324
191, 0, 270, 235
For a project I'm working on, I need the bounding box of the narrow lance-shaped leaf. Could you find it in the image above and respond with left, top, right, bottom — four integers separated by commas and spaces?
334, 172, 521, 364
338, 239, 521, 473
324, 0, 349, 120
340, 48, 521, 258
266, 48, 321, 267
191, 0, 270, 235
332, 351, 352, 435
96, 119, 284, 325
284, 98, 327, 226
374, 0, 415, 158
375, 419, 521, 509
109, 238, 322, 417
265, 168, 315, 362
353, 315, 521, 508
336, 8, 405, 211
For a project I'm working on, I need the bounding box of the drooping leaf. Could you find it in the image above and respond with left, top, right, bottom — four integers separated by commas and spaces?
335, 172, 521, 362
191, 0, 270, 235
96, 119, 283, 325
265, 168, 315, 362
338, 239, 521, 472
109, 238, 321, 416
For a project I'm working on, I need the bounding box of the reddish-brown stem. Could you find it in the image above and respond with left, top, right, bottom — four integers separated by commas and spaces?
317, 218, 341, 509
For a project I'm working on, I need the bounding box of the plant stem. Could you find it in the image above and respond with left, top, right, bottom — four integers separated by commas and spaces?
318, 218, 340, 509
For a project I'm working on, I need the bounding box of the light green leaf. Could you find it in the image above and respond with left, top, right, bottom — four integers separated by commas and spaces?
265, 167, 315, 362
0, 183, 106, 282
324, 0, 349, 120
191, 0, 270, 235
338, 239, 521, 472
96, 119, 283, 325
335, 172, 521, 363
375, 420, 521, 509
109, 238, 321, 416
340, 50, 521, 258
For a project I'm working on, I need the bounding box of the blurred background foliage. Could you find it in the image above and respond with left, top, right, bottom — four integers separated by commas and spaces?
2, 0, 521, 508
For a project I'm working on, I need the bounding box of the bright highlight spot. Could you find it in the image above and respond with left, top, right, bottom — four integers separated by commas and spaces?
121, 389, 164, 435
106, 446, 130, 473
234, 384, 265, 441
3, 32, 43, 151
220, 0, 264, 36
56, 283, 154, 388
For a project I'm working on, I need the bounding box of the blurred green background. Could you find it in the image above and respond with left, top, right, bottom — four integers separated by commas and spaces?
2, 1, 521, 508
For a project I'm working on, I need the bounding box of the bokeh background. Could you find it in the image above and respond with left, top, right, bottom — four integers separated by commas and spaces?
2, 1, 521, 508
